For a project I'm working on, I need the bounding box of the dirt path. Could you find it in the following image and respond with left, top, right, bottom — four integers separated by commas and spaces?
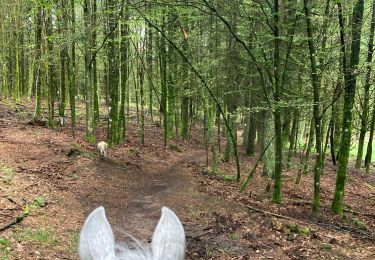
123, 153, 202, 239
88, 151, 204, 243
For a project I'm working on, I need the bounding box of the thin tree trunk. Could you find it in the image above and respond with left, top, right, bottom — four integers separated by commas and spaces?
107, 0, 120, 145
119, 4, 129, 141
84, 0, 94, 143
59, 1, 68, 127
355, 0, 375, 168
246, 113, 257, 156
303, 0, 324, 214
160, 12, 168, 146
273, 0, 283, 204
332, 0, 364, 216
69, 0, 76, 137
287, 109, 298, 168
92, 0, 99, 127
365, 97, 375, 174
262, 109, 275, 178
33, 6, 43, 120
45, 8, 56, 128
146, 22, 154, 122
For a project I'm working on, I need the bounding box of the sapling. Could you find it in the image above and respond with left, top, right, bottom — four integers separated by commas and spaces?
97, 141, 108, 158
79, 206, 185, 260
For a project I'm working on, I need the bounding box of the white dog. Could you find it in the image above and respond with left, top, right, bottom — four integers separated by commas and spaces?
79, 206, 185, 260
97, 141, 108, 158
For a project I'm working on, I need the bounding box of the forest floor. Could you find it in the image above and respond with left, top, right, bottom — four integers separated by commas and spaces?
0, 99, 375, 259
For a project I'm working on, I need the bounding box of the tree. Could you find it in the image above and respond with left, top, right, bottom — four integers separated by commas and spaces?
355, 0, 375, 168
83, 0, 94, 142
332, 0, 365, 216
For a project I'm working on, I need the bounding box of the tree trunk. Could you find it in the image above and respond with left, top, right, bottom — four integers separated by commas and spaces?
303, 0, 324, 214
365, 101, 375, 174
92, 0, 99, 127
160, 12, 168, 146
332, 0, 364, 216
146, 22, 154, 122
45, 8, 56, 128
83, 0, 94, 143
273, 0, 283, 204
69, 0, 76, 137
59, 1, 68, 127
119, 4, 129, 141
246, 112, 257, 156
355, 0, 375, 168
262, 109, 275, 178
107, 0, 120, 145
287, 109, 298, 169
33, 5, 42, 120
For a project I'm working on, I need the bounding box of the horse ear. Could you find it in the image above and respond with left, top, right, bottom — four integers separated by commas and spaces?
79, 207, 116, 260
151, 207, 185, 260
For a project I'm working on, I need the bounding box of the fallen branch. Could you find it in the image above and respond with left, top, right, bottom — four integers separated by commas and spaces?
0, 212, 28, 232
187, 230, 212, 239
344, 208, 375, 218
241, 202, 374, 240
241, 203, 295, 221
6, 197, 22, 208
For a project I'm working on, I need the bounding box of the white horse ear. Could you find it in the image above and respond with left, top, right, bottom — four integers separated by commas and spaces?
151, 207, 186, 260
79, 206, 116, 260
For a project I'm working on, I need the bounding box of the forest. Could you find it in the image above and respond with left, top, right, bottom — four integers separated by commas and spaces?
0, 0, 374, 259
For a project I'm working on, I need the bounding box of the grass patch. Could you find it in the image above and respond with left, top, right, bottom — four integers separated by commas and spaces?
169, 144, 182, 153
33, 196, 46, 208
67, 233, 79, 254
69, 172, 79, 179
16, 227, 59, 246
0, 237, 10, 259
319, 243, 332, 251
0, 163, 14, 184
229, 232, 239, 240
352, 218, 366, 228
222, 175, 236, 182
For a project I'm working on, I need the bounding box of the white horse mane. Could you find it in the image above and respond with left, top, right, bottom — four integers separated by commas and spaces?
79, 206, 185, 260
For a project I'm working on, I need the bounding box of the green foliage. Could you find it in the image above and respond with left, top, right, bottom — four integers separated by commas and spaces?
299, 227, 311, 235
0, 237, 10, 259
33, 196, 46, 208
86, 134, 96, 145
69, 172, 79, 179
0, 239, 8, 247
229, 232, 239, 240
169, 143, 182, 153
0, 163, 14, 184
68, 233, 79, 253
203, 167, 218, 176
352, 218, 366, 228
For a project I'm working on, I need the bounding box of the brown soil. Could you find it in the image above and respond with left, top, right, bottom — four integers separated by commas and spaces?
0, 99, 374, 259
